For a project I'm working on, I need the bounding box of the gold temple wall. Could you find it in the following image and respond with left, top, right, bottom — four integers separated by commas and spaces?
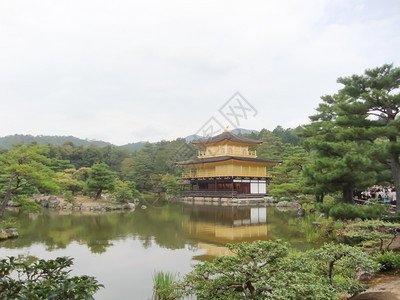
198, 144, 257, 158
183, 161, 271, 178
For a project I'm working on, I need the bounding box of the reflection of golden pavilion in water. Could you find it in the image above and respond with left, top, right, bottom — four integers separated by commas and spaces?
182, 205, 269, 260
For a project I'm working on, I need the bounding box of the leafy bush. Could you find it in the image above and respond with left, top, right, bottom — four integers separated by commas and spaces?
329, 203, 361, 220
180, 241, 376, 299
342, 220, 400, 253
381, 211, 400, 223
0, 256, 103, 299
114, 179, 141, 203
315, 195, 339, 215
63, 190, 75, 204
315, 201, 336, 215
361, 204, 388, 219
0, 217, 19, 229
14, 195, 41, 213
115, 188, 134, 203
328, 203, 387, 220
374, 251, 400, 271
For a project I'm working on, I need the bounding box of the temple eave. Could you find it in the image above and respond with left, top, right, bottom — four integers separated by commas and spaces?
176, 156, 281, 165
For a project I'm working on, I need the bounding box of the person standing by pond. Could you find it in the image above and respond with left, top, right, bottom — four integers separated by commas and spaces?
383, 189, 390, 203
391, 188, 397, 205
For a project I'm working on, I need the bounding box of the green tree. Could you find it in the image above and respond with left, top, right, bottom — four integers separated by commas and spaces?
82, 145, 102, 167
86, 163, 116, 200
55, 167, 90, 195
335, 64, 400, 209
145, 174, 164, 198
302, 137, 377, 203
0, 256, 103, 299
255, 129, 286, 160
304, 64, 400, 204
113, 179, 140, 203
272, 125, 303, 146
0, 145, 59, 221
101, 145, 130, 173
162, 174, 181, 196
301, 65, 400, 203
268, 148, 310, 197
124, 143, 155, 191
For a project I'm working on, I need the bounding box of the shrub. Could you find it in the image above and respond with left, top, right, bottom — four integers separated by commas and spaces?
0, 217, 18, 229
64, 191, 75, 204
328, 203, 388, 220
115, 188, 134, 204
342, 220, 400, 253
362, 204, 388, 219
381, 211, 400, 223
374, 251, 400, 271
329, 203, 361, 220
181, 241, 376, 299
14, 195, 41, 213
315, 201, 336, 215
0, 256, 103, 299
315, 195, 339, 215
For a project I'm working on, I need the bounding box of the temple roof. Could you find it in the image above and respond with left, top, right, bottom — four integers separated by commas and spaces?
192, 131, 261, 146
175, 155, 281, 166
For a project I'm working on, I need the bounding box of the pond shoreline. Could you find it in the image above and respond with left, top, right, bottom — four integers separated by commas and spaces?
348, 273, 400, 300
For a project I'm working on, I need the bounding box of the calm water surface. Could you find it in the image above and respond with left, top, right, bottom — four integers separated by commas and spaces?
0, 203, 319, 299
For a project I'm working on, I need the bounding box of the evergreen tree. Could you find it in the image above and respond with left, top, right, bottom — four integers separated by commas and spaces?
303, 64, 400, 203
0, 145, 59, 220
124, 143, 155, 192
86, 163, 116, 200
336, 64, 400, 209
268, 148, 310, 197
255, 129, 285, 160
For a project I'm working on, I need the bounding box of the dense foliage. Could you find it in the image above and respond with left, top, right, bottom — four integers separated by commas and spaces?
0, 145, 59, 220
0, 256, 103, 299
302, 64, 400, 204
341, 220, 400, 253
179, 241, 377, 300
85, 163, 116, 200
328, 203, 388, 220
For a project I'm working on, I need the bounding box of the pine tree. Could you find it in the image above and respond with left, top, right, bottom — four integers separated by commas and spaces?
303, 64, 400, 205
86, 163, 116, 200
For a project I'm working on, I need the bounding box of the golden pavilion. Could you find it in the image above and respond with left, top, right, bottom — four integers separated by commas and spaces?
176, 130, 281, 198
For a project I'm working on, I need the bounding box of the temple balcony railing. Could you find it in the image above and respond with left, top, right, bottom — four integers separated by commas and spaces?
181, 170, 272, 178
182, 190, 238, 198
198, 150, 257, 158
181, 191, 268, 198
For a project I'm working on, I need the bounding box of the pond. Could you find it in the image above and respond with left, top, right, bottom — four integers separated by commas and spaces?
0, 203, 323, 299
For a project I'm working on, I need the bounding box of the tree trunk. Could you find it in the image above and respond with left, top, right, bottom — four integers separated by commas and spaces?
342, 186, 354, 204
0, 177, 14, 221
95, 188, 103, 201
328, 261, 334, 284
316, 193, 324, 203
389, 153, 400, 212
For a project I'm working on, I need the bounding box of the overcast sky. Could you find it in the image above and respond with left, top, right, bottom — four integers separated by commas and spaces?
1, 0, 399, 145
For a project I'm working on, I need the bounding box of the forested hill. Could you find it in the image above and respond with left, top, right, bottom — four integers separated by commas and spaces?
0, 128, 261, 150
0, 134, 113, 149
0, 126, 301, 151
118, 141, 148, 152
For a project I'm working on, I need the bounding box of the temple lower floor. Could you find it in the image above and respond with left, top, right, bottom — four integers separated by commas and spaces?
183, 176, 268, 196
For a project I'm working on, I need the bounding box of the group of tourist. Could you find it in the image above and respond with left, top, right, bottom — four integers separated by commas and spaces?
356, 185, 397, 205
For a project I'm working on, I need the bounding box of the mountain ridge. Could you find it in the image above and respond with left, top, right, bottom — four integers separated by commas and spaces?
0, 128, 260, 150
